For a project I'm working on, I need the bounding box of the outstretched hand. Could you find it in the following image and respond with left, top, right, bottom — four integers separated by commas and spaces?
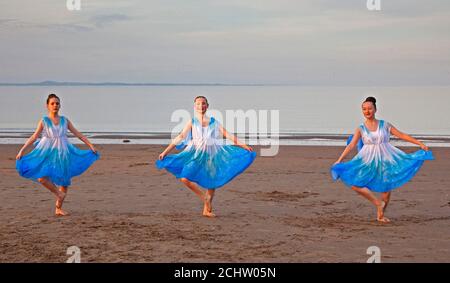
89, 144, 97, 153
16, 151, 23, 160
420, 144, 429, 151
241, 144, 253, 152
159, 152, 166, 160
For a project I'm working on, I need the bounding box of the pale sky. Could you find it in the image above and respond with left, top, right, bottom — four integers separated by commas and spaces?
1, 0, 449, 85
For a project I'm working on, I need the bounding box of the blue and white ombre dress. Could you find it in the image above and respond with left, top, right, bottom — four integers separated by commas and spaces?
156, 117, 256, 189
16, 116, 99, 187
331, 120, 434, 192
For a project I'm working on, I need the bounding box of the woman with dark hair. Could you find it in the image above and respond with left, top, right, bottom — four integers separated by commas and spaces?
156, 96, 256, 217
331, 97, 434, 223
16, 94, 99, 216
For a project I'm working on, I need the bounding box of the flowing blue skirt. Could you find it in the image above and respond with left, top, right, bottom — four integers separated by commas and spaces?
331, 148, 434, 192
156, 145, 256, 189
16, 143, 99, 187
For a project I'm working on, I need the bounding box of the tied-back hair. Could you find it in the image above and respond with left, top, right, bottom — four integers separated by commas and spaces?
194, 95, 208, 105
364, 96, 376, 109
46, 93, 60, 104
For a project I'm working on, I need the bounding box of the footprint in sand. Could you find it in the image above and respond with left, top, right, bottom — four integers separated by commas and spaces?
230, 190, 319, 202
129, 162, 150, 168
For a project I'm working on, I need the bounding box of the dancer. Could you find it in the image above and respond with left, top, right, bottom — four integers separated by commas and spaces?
331, 97, 434, 223
16, 94, 99, 216
156, 96, 256, 217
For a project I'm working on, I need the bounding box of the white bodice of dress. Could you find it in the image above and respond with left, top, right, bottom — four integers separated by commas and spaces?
359, 120, 390, 145
189, 117, 223, 151
42, 116, 68, 140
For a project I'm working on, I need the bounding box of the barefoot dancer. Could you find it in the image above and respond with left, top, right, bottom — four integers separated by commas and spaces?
331, 97, 434, 223
16, 94, 99, 216
156, 96, 256, 217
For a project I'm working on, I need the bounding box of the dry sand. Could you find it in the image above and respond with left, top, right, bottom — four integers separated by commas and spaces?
0, 144, 449, 262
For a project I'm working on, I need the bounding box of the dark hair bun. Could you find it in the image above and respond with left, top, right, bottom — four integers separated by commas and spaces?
365, 96, 376, 104
364, 96, 377, 108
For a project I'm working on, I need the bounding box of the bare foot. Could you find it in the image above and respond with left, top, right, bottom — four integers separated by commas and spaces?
376, 201, 390, 223
202, 209, 216, 218
377, 217, 390, 223
202, 195, 216, 218
55, 207, 70, 216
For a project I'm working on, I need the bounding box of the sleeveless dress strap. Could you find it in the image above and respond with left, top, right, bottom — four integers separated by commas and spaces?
175, 118, 194, 150
347, 126, 364, 151
42, 116, 51, 129
61, 116, 68, 135
359, 124, 367, 135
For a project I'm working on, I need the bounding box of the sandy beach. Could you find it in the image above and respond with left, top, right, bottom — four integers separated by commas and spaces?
0, 144, 449, 263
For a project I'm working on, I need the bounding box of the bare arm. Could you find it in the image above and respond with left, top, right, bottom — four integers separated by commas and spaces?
219, 125, 253, 151
67, 119, 97, 153
16, 120, 44, 159
159, 120, 192, 160
334, 128, 362, 164
390, 125, 428, 150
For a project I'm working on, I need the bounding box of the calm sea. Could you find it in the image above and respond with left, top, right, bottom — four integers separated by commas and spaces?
1, 85, 449, 145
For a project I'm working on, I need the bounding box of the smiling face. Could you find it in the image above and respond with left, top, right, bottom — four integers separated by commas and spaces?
194, 97, 208, 115
47, 97, 60, 114
362, 101, 376, 120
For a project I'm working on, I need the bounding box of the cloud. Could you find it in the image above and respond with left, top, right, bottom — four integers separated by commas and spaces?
0, 18, 93, 33
50, 23, 94, 33
89, 14, 132, 28
0, 19, 16, 25
1, 0, 449, 85
0, 13, 132, 33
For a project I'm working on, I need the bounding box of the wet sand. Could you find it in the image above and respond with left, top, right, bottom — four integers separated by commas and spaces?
0, 144, 449, 262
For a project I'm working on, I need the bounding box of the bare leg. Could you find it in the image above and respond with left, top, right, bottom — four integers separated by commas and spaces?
351, 186, 390, 223
37, 178, 66, 215
203, 189, 216, 218
55, 186, 69, 216
380, 192, 391, 212
180, 178, 205, 201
